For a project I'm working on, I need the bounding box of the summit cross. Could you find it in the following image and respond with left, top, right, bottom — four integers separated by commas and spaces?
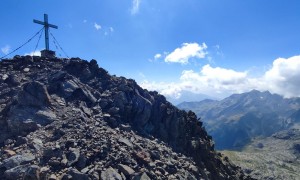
33, 14, 58, 51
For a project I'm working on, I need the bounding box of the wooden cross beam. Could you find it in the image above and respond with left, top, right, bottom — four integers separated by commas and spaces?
33, 14, 58, 51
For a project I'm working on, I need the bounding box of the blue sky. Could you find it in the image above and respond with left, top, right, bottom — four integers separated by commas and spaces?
1, 0, 300, 100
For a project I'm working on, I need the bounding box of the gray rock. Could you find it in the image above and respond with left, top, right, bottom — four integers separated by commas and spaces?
49, 174, 57, 180
81, 106, 92, 117
0, 154, 35, 169
7, 108, 39, 134
80, 167, 90, 174
90, 59, 98, 67
68, 168, 89, 180
48, 158, 61, 167
49, 71, 67, 82
70, 87, 97, 104
76, 154, 87, 169
60, 173, 72, 180
118, 164, 135, 176
18, 81, 51, 107
2, 74, 8, 80
35, 110, 57, 125
7, 107, 56, 136
28, 138, 43, 151
4, 139, 14, 145
166, 165, 177, 174
63, 79, 80, 95
113, 91, 128, 111
15, 136, 28, 146
132, 93, 152, 127
101, 167, 122, 180
134, 151, 151, 165
118, 137, 133, 148
39, 166, 51, 180
67, 148, 80, 166
23, 68, 30, 72
43, 147, 63, 160
4, 74, 20, 86
183, 171, 197, 180
120, 124, 132, 132
150, 150, 161, 160
65, 139, 76, 148
133, 172, 151, 180
4, 165, 40, 180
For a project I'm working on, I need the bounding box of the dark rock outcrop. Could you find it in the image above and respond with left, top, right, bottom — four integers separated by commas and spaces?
0, 56, 252, 179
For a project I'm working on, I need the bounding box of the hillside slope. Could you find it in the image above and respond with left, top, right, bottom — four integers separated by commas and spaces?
222, 129, 300, 179
178, 90, 300, 150
0, 55, 251, 180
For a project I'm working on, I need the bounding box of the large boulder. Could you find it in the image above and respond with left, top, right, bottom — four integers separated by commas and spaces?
4, 165, 40, 180
18, 81, 51, 107
2, 81, 57, 137
0, 154, 35, 170
67, 168, 89, 180
7, 107, 57, 135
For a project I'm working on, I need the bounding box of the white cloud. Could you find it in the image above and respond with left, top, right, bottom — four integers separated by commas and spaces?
94, 23, 101, 30
25, 50, 41, 56
83, 20, 87, 23
131, 0, 141, 15
165, 43, 208, 64
141, 55, 300, 100
194, 64, 248, 85
140, 80, 182, 99
140, 64, 250, 99
262, 55, 300, 97
104, 27, 114, 36
154, 53, 162, 59
1, 45, 10, 55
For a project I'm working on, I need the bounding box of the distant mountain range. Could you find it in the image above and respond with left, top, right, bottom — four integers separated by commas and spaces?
178, 90, 300, 150
165, 90, 218, 105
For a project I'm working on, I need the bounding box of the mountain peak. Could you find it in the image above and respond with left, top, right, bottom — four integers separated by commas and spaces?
0, 55, 250, 179
178, 88, 300, 150
248, 89, 271, 96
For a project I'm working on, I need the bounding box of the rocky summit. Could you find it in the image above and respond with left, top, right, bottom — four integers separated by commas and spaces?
0, 55, 250, 180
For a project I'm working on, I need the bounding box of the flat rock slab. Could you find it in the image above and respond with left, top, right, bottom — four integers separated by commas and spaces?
0, 154, 35, 169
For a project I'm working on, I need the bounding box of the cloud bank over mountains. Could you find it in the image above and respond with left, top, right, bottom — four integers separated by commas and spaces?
141, 42, 300, 99
263, 55, 300, 97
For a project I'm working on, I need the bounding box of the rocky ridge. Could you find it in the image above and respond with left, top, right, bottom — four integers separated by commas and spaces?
0, 55, 250, 179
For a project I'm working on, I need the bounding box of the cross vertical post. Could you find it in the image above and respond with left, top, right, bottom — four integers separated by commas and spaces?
44, 14, 49, 50
33, 14, 58, 51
